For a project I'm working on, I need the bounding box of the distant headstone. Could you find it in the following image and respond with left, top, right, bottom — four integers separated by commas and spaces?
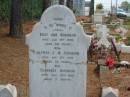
97, 25, 110, 48
96, 24, 104, 39
93, 14, 103, 24
97, 25, 109, 39
102, 87, 119, 97
121, 44, 130, 53
26, 5, 91, 97
0, 84, 17, 97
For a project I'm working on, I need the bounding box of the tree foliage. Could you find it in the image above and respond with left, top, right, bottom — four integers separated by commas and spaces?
0, 0, 11, 23
96, 3, 103, 10
121, 1, 130, 11
0, 0, 43, 23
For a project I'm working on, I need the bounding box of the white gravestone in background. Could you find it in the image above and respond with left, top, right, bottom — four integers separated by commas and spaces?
93, 14, 103, 24
0, 84, 17, 97
96, 24, 104, 39
97, 25, 110, 48
26, 5, 91, 97
102, 87, 119, 97
0, 88, 12, 97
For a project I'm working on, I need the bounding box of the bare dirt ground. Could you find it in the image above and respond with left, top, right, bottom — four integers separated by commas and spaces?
0, 21, 129, 97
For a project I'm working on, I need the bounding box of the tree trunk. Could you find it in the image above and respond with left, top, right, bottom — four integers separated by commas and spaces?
10, 0, 23, 38
59, 0, 64, 5
43, 0, 51, 12
89, 0, 94, 16
66, 0, 73, 10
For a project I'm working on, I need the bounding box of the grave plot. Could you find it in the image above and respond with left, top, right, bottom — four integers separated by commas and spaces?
85, 22, 130, 97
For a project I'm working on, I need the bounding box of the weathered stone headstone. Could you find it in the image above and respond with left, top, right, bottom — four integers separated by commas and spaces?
96, 24, 104, 39
26, 5, 91, 97
102, 87, 119, 97
93, 14, 103, 24
0, 84, 17, 97
0, 88, 12, 97
97, 25, 110, 48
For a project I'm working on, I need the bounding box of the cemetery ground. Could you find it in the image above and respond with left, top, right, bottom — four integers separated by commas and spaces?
0, 20, 130, 97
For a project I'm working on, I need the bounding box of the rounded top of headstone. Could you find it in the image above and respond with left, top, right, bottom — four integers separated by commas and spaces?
41, 5, 76, 24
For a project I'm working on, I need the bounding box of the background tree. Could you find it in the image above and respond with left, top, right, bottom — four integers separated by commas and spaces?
89, 0, 94, 16
96, 3, 103, 10
66, 0, 73, 10
10, 0, 23, 38
121, 1, 130, 11
59, 0, 64, 5
43, 0, 51, 12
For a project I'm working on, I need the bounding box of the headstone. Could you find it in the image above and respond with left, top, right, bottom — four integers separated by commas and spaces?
0, 84, 17, 97
97, 25, 110, 48
96, 24, 104, 39
26, 5, 91, 97
96, 25, 109, 39
102, 87, 119, 97
93, 14, 103, 24
0, 88, 12, 97
121, 44, 130, 53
